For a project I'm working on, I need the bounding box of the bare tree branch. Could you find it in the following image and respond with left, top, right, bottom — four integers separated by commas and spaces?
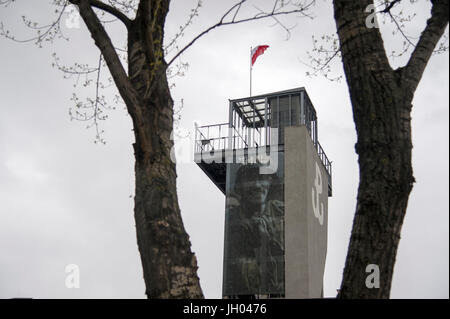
378, 0, 447, 58
70, 0, 132, 28
216, 0, 245, 25
231, 2, 243, 22
387, 11, 416, 48
70, 0, 141, 122
52, 53, 100, 76
91, 53, 105, 143
401, 0, 449, 93
167, 0, 315, 67
301, 33, 343, 82
381, 0, 402, 13
253, 4, 303, 41
0, 2, 68, 45
164, 0, 202, 56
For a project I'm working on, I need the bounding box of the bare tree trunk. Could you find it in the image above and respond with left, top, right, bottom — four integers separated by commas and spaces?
131, 77, 203, 299
126, 1, 203, 299
333, 0, 448, 298
73, 0, 203, 298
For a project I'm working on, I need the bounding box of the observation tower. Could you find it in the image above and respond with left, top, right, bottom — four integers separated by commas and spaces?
194, 87, 332, 298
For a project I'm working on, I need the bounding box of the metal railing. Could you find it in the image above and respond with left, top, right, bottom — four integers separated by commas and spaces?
195, 123, 261, 153
317, 142, 332, 186
195, 123, 332, 184
194, 123, 229, 153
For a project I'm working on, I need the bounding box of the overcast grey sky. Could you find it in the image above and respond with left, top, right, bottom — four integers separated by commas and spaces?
0, 0, 448, 299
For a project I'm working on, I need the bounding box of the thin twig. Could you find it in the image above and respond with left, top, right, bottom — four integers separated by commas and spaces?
0, 2, 67, 44
381, 0, 402, 13
167, 0, 315, 67
388, 11, 416, 48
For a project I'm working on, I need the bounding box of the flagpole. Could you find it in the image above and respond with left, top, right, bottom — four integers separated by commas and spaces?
250, 46, 252, 97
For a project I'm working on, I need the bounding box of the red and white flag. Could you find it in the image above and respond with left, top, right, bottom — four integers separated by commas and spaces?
251, 45, 269, 66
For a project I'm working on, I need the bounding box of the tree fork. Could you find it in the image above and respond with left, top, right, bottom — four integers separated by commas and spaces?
333, 0, 448, 298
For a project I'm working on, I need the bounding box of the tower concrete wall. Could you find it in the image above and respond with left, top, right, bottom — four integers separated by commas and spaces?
285, 126, 329, 298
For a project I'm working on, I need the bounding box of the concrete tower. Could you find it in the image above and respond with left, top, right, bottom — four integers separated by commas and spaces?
194, 87, 332, 299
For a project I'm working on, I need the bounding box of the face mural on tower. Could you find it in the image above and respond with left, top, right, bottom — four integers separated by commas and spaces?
223, 152, 285, 296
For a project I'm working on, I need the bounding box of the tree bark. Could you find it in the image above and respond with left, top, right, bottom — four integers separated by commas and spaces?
74, 0, 203, 298
333, 0, 448, 298
127, 1, 203, 298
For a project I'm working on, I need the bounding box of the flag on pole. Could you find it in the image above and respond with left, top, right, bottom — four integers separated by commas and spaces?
251, 45, 269, 66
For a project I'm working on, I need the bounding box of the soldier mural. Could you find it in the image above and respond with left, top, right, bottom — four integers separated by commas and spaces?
225, 162, 284, 296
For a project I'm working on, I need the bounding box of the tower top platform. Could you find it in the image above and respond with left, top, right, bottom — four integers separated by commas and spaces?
194, 87, 332, 196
